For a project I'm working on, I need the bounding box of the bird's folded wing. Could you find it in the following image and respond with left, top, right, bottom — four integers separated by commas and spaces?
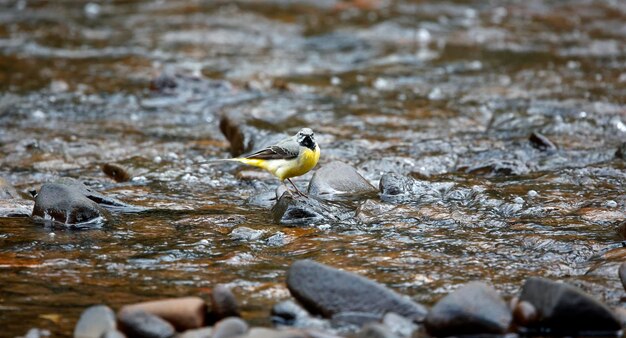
245, 145, 298, 160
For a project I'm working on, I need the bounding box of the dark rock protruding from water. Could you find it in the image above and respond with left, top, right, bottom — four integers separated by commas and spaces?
424, 282, 511, 337
529, 132, 557, 152
102, 163, 132, 182
616, 142, 626, 159
518, 277, 621, 333
308, 161, 376, 197
118, 297, 206, 331
73, 305, 117, 338
209, 285, 240, 323
0, 177, 20, 199
619, 262, 626, 292
271, 194, 352, 225
218, 114, 285, 157
32, 183, 107, 225
286, 260, 428, 322
118, 310, 175, 338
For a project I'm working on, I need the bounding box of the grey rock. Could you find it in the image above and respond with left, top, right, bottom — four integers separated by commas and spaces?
518, 277, 621, 333
74, 305, 117, 338
286, 260, 427, 322
355, 323, 399, 338
271, 194, 353, 226
307, 161, 376, 197
271, 300, 330, 330
118, 310, 175, 338
210, 284, 240, 323
176, 327, 212, 338
465, 158, 530, 176
23, 328, 51, 338
232, 328, 307, 338
32, 183, 107, 225
424, 282, 511, 337
230, 227, 265, 241
102, 330, 126, 338
378, 173, 455, 203
213, 317, 249, 338
54, 178, 142, 211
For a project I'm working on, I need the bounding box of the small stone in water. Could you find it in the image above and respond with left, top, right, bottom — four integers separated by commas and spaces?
605, 200, 617, 208
527, 190, 538, 197
102, 163, 131, 182
209, 284, 240, 323
74, 305, 116, 338
514, 197, 524, 204
513, 300, 537, 327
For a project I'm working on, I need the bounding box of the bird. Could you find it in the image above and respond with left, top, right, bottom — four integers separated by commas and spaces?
219, 128, 320, 197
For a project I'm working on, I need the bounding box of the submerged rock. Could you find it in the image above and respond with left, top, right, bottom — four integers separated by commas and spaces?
271, 194, 353, 225
230, 227, 265, 241
308, 161, 376, 197
119, 297, 206, 331
424, 282, 511, 337
74, 305, 117, 338
32, 183, 107, 225
529, 132, 557, 152
118, 310, 175, 338
518, 277, 621, 333
286, 260, 427, 322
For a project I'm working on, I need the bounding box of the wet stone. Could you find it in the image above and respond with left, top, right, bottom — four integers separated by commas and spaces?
54, 178, 142, 211
518, 277, 621, 333
32, 183, 107, 225
271, 194, 353, 226
213, 317, 248, 338
424, 282, 511, 337
209, 284, 240, 323
307, 161, 376, 197
118, 310, 175, 338
0, 199, 34, 217
529, 132, 557, 152
464, 158, 530, 176
230, 227, 265, 241
102, 163, 132, 182
512, 300, 537, 327
233, 328, 308, 338
74, 305, 117, 338
271, 300, 330, 330
286, 260, 427, 322
619, 262, 626, 292
119, 297, 206, 331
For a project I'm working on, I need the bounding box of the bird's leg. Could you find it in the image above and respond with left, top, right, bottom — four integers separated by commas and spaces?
282, 181, 295, 198
287, 178, 307, 197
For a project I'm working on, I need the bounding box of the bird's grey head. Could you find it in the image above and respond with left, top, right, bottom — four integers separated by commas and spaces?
296, 128, 316, 150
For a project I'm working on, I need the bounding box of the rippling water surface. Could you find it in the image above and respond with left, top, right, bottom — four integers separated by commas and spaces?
1, 0, 626, 336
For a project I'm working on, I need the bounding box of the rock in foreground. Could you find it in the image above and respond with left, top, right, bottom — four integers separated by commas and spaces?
119, 297, 206, 331
118, 310, 175, 338
424, 282, 511, 337
74, 305, 117, 338
308, 161, 376, 197
518, 277, 621, 333
286, 260, 427, 322
271, 194, 353, 225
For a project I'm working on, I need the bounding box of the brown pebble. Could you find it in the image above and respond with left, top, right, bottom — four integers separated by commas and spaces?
119, 297, 207, 331
209, 285, 240, 323
102, 163, 131, 182
513, 300, 538, 327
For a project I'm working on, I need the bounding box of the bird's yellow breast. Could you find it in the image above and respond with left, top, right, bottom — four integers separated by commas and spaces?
279, 146, 320, 181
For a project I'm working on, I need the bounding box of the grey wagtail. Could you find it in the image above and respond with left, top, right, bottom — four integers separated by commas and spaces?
219, 128, 320, 197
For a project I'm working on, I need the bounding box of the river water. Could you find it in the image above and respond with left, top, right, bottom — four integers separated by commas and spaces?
1, 0, 625, 336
